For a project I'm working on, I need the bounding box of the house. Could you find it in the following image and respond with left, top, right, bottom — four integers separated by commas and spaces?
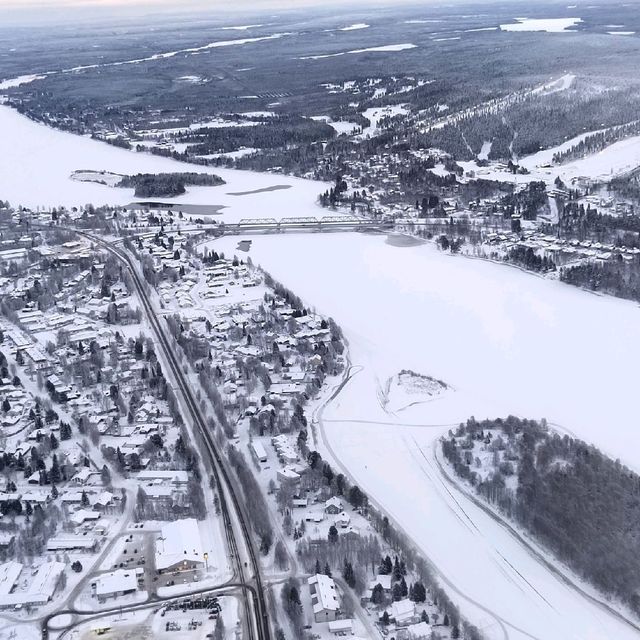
93, 569, 138, 600
93, 491, 117, 512
250, 440, 268, 464
305, 511, 324, 523
0, 534, 15, 554
325, 497, 343, 514
277, 467, 300, 486
22, 490, 51, 506
391, 598, 417, 626
70, 509, 100, 526
335, 511, 351, 528
47, 536, 98, 552
155, 518, 205, 574
136, 470, 189, 486
370, 574, 392, 592
70, 467, 94, 485
308, 573, 340, 623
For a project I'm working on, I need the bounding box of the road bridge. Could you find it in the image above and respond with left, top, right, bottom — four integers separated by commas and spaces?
222, 215, 391, 234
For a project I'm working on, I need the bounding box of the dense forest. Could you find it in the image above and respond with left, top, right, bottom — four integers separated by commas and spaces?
553, 120, 640, 164
183, 116, 335, 155
442, 416, 640, 613
117, 172, 225, 197
560, 259, 640, 302
500, 181, 548, 220
414, 85, 640, 162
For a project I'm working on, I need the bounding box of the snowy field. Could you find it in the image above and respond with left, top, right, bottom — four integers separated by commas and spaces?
0, 105, 330, 218
213, 232, 640, 640
358, 104, 409, 139
311, 115, 359, 135
458, 125, 640, 186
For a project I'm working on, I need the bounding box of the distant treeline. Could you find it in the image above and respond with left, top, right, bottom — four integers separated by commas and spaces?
443, 416, 640, 613
183, 116, 335, 155
118, 172, 225, 197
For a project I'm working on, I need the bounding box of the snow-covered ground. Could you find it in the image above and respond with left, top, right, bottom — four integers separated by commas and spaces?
518, 126, 606, 168
0, 73, 47, 90
300, 43, 416, 60
338, 23, 370, 31
459, 125, 640, 185
212, 232, 640, 640
500, 17, 583, 32
531, 73, 575, 95
358, 104, 409, 139
221, 24, 263, 31
0, 105, 330, 218
311, 115, 359, 135
558, 133, 640, 179
196, 147, 259, 161
478, 140, 492, 160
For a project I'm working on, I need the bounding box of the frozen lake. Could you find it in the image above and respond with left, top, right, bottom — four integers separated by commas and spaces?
0, 104, 329, 220
214, 232, 640, 640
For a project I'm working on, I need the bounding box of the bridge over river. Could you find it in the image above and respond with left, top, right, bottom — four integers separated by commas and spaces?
221, 215, 392, 233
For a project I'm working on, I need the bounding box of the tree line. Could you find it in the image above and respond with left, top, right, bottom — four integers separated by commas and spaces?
443, 416, 640, 613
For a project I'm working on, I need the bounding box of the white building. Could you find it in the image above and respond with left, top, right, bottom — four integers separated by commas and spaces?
308, 573, 341, 623
155, 518, 205, 574
0, 561, 64, 610
391, 598, 417, 625
250, 440, 268, 463
93, 569, 138, 600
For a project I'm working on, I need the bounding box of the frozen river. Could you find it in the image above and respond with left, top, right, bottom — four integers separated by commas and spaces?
214, 232, 640, 640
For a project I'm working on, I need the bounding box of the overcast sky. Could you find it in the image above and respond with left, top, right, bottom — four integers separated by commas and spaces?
0, 0, 391, 7
0, 0, 412, 23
